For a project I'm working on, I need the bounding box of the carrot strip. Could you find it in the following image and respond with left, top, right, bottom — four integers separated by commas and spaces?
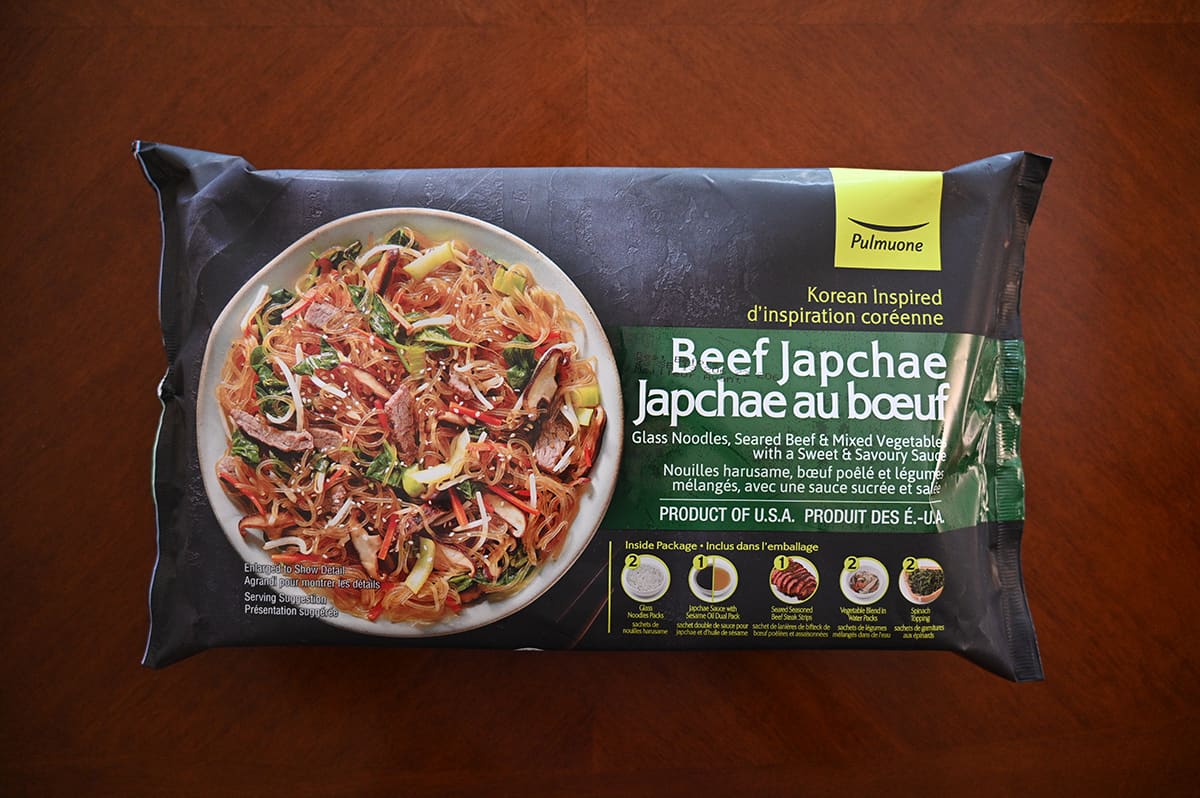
378, 514, 400, 561
449, 490, 469, 527
219, 471, 266, 515
281, 298, 312, 319
488, 485, 539, 516
448, 402, 504, 427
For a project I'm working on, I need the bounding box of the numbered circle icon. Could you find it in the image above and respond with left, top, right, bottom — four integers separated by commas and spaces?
688, 554, 738, 603
898, 557, 944, 605
621, 553, 671, 603
840, 556, 889, 605
769, 555, 820, 604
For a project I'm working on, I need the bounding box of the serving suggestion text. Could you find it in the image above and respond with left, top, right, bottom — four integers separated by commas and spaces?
631, 336, 951, 427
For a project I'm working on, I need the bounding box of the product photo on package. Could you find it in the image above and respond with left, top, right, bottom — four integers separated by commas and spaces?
137, 142, 1049, 680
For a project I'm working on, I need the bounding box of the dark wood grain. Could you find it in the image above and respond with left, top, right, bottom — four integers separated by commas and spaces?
1, 2, 1196, 794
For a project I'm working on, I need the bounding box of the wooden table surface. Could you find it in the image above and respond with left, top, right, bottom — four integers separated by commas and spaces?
2, 2, 1197, 794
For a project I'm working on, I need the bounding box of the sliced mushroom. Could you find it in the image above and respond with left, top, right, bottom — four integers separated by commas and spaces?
238, 513, 300, 541
434, 542, 477, 575
517, 344, 572, 412
369, 250, 400, 294
483, 494, 527, 538
348, 523, 382, 580
339, 363, 392, 399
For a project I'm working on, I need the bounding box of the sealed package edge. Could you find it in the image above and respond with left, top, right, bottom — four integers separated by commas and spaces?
137, 142, 1049, 680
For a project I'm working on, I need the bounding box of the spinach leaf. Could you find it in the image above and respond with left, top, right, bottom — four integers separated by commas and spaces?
386, 227, 416, 248
249, 346, 286, 390
262, 455, 294, 478
325, 241, 362, 269
351, 286, 399, 343
412, 325, 452, 351
366, 294, 398, 341
291, 339, 340, 376
230, 429, 261, 465
503, 334, 535, 390
455, 480, 479, 500
256, 288, 297, 331
249, 345, 291, 415
907, 568, 945, 596
364, 443, 405, 489
496, 561, 530, 586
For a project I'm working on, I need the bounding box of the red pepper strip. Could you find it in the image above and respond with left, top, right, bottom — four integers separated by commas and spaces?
373, 398, 389, 429
367, 581, 391, 621
281, 298, 312, 320
449, 402, 505, 427
315, 257, 333, 274
488, 485, 539, 516
449, 489, 469, 528
444, 593, 461, 612
580, 407, 604, 471
378, 514, 400, 561
534, 331, 562, 358
512, 488, 531, 499
218, 471, 266, 515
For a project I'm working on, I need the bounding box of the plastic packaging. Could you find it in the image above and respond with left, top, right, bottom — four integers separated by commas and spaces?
137, 142, 1049, 680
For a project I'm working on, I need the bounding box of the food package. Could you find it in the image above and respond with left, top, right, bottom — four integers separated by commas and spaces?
137, 142, 1048, 680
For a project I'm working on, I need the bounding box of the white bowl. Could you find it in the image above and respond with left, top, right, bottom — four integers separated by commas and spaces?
840, 558, 889, 605
621, 555, 671, 603
197, 208, 623, 637
768, 556, 820, 604
688, 555, 738, 603
898, 558, 945, 605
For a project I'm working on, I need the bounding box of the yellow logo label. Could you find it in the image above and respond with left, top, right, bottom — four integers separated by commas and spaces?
830, 168, 943, 271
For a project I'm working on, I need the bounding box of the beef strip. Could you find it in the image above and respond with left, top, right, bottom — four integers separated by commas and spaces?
772, 563, 816, 598
384, 384, 419, 462
309, 427, 343, 451
466, 248, 500, 275
231, 409, 313, 452
303, 301, 340, 330
534, 412, 572, 472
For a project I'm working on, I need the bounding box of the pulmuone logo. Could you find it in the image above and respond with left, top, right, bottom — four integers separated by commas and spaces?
848, 218, 929, 253
830, 168, 943, 270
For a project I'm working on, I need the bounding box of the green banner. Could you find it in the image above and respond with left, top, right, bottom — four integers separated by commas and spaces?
604, 327, 1024, 533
